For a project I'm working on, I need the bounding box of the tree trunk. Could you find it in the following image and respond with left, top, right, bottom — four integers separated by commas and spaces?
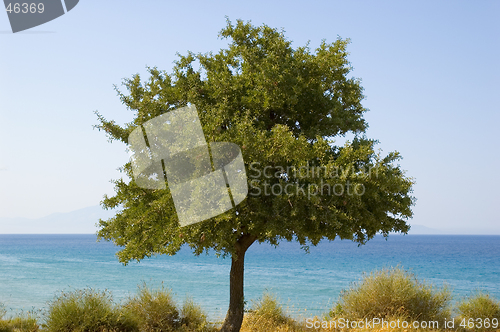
220, 234, 256, 332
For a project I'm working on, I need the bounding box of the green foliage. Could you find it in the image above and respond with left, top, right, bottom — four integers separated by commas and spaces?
44, 288, 137, 332
95, 18, 415, 264
331, 267, 451, 324
456, 292, 500, 331
95, 17, 416, 332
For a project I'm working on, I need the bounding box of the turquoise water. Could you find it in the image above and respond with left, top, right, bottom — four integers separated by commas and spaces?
0, 234, 499, 320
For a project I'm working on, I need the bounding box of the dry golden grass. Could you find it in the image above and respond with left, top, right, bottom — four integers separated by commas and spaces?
237, 289, 500, 332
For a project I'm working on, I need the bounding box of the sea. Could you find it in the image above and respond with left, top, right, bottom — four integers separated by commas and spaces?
0, 234, 499, 321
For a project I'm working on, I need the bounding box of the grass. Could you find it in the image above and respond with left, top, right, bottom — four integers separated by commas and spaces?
1, 268, 500, 331
238, 267, 454, 332
123, 284, 216, 332
240, 293, 301, 332
329, 267, 452, 325
123, 285, 179, 332
43, 288, 136, 332
456, 292, 500, 331
0, 304, 39, 332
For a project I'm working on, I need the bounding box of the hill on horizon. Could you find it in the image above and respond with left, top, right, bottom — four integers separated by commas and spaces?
0, 206, 498, 235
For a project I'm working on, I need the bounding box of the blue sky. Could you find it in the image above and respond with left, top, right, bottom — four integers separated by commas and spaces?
0, 1, 499, 232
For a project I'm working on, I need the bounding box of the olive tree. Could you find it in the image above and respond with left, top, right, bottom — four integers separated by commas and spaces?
95, 19, 415, 332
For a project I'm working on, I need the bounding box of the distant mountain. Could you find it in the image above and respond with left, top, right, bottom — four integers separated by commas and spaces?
408, 224, 500, 235
0, 205, 116, 234
1, 207, 499, 235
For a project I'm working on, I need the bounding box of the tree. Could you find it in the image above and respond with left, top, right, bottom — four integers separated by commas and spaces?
95, 19, 415, 332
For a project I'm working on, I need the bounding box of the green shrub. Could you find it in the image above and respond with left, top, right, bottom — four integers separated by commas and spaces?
6, 315, 39, 332
0, 317, 39, 332
44, 288, 137, 332
179, 298, 216, 332
242, 293, 301, 332
456, 292, 500, 331
0, 304, 39, 332
332, 267, 451, 324
124, 284, 180, 332
0, 321, 12, 332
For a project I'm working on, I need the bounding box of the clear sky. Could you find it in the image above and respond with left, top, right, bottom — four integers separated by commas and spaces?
0, 1, 499, 232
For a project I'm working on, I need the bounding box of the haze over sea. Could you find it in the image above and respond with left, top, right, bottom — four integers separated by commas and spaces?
1, 234, 499, 320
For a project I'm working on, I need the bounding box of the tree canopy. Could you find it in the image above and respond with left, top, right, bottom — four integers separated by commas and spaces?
95, 19, 415, 332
